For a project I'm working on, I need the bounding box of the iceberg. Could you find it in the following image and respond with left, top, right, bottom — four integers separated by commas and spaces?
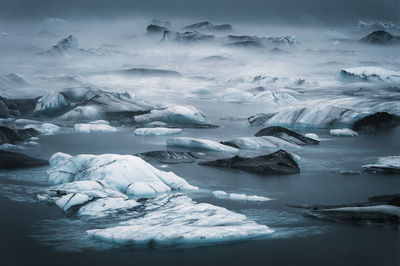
166, 137, 239, 153
134, 127, 182, 136
330, 128, 358, 137
87, 193, 273, 246
213, 191, 271, 202
46, 152, 198, 196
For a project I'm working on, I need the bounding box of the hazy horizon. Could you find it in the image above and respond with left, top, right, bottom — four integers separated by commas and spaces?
1, 0, 399, 25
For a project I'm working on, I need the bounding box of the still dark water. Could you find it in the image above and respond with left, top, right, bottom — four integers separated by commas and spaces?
1, 122, 400, 266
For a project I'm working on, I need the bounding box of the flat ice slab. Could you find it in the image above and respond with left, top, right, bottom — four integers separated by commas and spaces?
87, 193, 273, 246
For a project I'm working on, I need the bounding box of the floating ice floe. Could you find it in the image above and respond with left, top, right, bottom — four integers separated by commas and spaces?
46, 152, 198, 196
340, 67, 400, 82
330, 128, 358, 137
134, 127, 182, 136
362, 156, 400, 173
135, 105, 206, 125
221, 136, 298, 150
74, 123, 117, 133
213, 191, 271, 202
24, 123, 60, 135
87, 193, 273, 246
167, 137, 238, 153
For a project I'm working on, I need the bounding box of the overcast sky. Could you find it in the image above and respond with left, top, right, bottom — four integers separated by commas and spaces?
1, 0, 399, 25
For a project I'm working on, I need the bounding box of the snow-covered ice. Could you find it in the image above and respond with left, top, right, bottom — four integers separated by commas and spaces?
46, 152, 199, 196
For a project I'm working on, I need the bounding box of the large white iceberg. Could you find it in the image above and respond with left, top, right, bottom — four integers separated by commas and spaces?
46, 152, 198, 196
135, 105, 206, 125
134, 127, 182, 136
166, 137, 238, 153
87, 193, 273, 246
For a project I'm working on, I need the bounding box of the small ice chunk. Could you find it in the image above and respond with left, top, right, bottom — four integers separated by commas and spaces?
134, 127, 182, 136
305, 133, 319, 141
74, 123, 117, 133
330, 128, 358, 137
24, 141, 39, 146
213, 190, 271, 202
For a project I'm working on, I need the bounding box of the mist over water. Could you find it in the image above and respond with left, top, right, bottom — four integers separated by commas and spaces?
1, 1, 400, 266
